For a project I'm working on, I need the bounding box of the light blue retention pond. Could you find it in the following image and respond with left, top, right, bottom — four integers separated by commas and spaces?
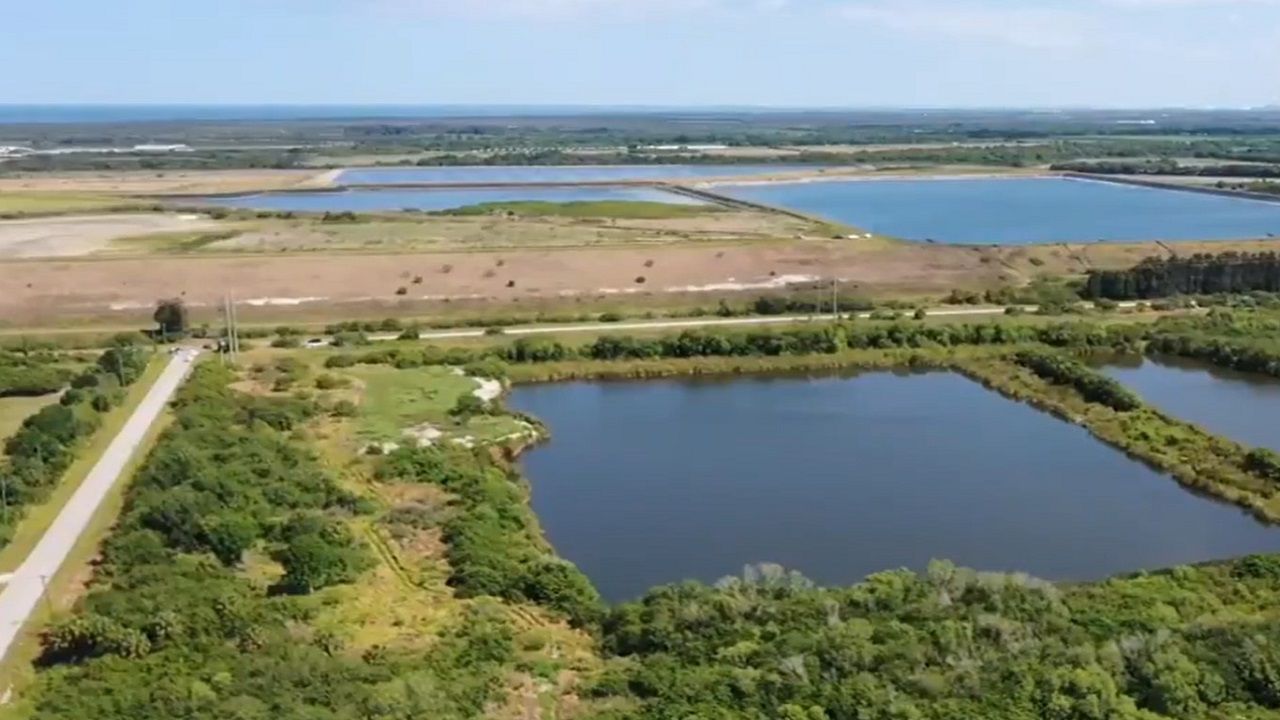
716, 177, 1280, 244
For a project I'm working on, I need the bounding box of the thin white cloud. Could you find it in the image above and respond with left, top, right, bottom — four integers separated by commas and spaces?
387, 0, 748, 20
1105, 0, 1280, 5
837, 2, 1095, 49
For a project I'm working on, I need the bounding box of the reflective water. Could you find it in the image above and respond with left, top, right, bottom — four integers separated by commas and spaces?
202, 186, 703, 213
716, 177, 1280, 244
1103, 356, 1280, 452
509, 372, 1280, 601
337, 164, 818, 185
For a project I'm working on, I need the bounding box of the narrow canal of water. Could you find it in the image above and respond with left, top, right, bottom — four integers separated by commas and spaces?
1102, 356, 1280, 453
508, 372, 1280, 601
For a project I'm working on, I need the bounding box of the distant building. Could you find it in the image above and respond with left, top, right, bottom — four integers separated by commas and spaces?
133, 144, 193, 153
642, 144, 730, 151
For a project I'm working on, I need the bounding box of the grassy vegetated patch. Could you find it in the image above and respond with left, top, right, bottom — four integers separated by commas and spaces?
0, 193, 139, 218
104, 229, 241, 254
375, 446, 604, 628
338, 363, 530, 448
0, 395, 60, 444
0, 342, 151, 549
10, 362, 523, 720
437, 199, 718, 220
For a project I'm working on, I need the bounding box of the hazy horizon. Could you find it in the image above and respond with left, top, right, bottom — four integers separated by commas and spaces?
4, 1, 1279, 109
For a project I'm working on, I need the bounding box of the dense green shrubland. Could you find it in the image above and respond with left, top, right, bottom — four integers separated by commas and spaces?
1013, 349, 1143, 411
376, 446, 603, 627
25, 307, 1280, 718
21, 363, 517, 720
589, 557, 1280, 720
324, 320, 1147, 373
0, 342, 150, 547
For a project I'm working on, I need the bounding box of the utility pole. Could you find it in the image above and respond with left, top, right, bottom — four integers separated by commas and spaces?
832, 277, 839, 321
229, 293, 239, 362
39, 574, 52, 615
222, 293, 240, 364
221, 294, 230, 365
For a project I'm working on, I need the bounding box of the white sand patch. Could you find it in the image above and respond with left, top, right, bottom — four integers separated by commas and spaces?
451, 421, 538, 449
107, 301, 153, 311
597, 287, 642, 295
473, 377, 504, 402
402, 423, 443, 447
420, 293, 487, 301
0, 213, 222, 259
242, 296, 327, 307
449, 367, 506, 403
665, 274, 821, 293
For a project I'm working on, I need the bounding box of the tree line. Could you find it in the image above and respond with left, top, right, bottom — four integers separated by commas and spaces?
1013, 349, 1143, 411
1053, 159, 1280, 178
585, 556, 1280, 719
1085, 253, 1280, 300
0, 342, 149, 547
324, 321, 1147, 373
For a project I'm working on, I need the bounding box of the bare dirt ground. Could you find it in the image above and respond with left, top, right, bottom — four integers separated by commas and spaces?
0, 169, 331, 196
0, 241, 979, 323
2, 234, 1280, 326
7, 237, 1272, 326
0, 214, 222, 258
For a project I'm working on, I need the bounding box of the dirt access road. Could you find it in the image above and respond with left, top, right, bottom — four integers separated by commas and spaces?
0, 349, 198, 669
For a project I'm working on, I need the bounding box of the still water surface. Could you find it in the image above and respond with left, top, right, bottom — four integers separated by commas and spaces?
338, 165, 817, 185
1103, 356, 1280, 452
716, 177, 1280, 244
510, 372, 1280, 601
202, 186, 702, 213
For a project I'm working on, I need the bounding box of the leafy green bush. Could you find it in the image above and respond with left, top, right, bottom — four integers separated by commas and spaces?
378, 446, 602, 627
1014, 349, 1143, 411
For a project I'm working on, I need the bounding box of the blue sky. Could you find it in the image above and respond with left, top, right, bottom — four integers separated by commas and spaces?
3, 0, 1278, 107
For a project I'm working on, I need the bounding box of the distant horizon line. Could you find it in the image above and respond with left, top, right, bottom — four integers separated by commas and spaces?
2, 102, 1278, 112
2, 103, 1277, 126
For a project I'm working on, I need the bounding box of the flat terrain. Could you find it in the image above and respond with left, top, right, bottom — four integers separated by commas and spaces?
0, 169, 331, 195
0, 394, 57, 439
0, 192, 138, 217
0, 213, 222, 258
4, 234, 1272, 326
347, 365, 528, 446
211, 208, 817, 253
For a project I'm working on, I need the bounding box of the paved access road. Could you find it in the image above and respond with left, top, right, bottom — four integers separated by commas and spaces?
333, 304, 1135, 347
0, 349, 198, 665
